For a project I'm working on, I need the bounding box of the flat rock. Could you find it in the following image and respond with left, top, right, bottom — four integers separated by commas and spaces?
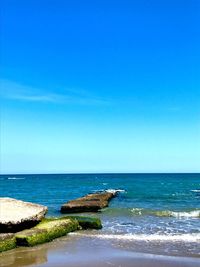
0, 198, 47, 232
61, 192, 116, 213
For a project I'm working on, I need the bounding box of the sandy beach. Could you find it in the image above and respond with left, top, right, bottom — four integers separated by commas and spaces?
1, 234, 199, 267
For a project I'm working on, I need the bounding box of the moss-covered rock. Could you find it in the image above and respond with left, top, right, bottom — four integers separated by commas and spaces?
61, 216, 102, 229
15, 218, 79, 247
1, 216, 102, 250
0, 233, 16, 252
43, 215, 102, 229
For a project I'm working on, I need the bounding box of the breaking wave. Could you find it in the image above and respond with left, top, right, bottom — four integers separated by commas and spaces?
71, 232, 200, 243
8, 177, 25, 180
103, 207, 200, 218
131, 208, 200, 218
105, 189, 126, 194
93, 189, 126, 194
191, 189, 200, 193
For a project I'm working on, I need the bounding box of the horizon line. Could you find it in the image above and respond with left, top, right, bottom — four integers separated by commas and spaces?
1, 172, 199, 176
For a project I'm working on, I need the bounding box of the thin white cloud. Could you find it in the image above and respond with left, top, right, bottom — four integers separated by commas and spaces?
0, 79, 110, 105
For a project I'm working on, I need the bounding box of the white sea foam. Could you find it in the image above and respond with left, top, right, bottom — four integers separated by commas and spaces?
191, 189, 200, 193
170, 210, 200, 218
130, 208, 200, 218
8, 177, 25, 180
105, 189, 126, 194
154, 210, 200, 218
131, 208, 143, 215
71, 233, 200, 243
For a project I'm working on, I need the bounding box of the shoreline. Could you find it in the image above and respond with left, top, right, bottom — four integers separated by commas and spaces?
1, 234, 199, 267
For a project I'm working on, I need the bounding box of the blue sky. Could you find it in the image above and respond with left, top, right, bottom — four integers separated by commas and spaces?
1, 0, 200, 173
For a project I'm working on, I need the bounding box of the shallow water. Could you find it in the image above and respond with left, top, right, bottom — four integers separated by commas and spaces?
0, 173, 200, 256
0, 235, 200, 267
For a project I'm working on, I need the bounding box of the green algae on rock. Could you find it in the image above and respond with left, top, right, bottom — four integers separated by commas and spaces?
15, 218, 79, 247
62, 216, 102, 229
1, 216, 103, 251
0, 233, 16, 252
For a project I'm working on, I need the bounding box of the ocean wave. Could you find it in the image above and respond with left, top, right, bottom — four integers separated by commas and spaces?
131, 208, 143, 215
191, 189, 200, 193
102, 207, 200, 218
131, 208, 200, 218
168, 210, 200, 218
93, 189, 126, 195
105, 189, 126, 194
71, 232, 200, 242
8, 177, 25, 180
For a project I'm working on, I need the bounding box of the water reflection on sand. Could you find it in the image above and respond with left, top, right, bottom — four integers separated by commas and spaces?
0, 235, 83, 267
0, 246, 47, 267
0, 235, 200, 267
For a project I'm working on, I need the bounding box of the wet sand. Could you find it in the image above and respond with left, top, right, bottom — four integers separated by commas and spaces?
0, 235, 199, 267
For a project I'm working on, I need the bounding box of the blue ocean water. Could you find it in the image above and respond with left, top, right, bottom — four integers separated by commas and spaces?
0, 173, 200, 256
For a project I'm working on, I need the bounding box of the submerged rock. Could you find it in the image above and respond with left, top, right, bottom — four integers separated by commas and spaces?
0, 198, 48, 233
0, 233, 16, 252
61, 192, 116, 213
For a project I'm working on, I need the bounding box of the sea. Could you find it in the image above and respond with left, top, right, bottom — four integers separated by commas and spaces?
0, 173, 200, 257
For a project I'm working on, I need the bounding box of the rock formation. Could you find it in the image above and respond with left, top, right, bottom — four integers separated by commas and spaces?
0, 216, 102, 252
0, 198, 47, 232
61, 191, 116, 213
0, 197, 103, 253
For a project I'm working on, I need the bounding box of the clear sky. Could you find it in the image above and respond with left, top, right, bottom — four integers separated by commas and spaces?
0, 0, 200, 174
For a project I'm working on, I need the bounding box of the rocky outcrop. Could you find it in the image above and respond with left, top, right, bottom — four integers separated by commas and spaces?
0, 197, 104, 252
14, 216, 102, 247
61, 191, 117, 213
0, 198, 47, 233
0, 216, 102, 252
